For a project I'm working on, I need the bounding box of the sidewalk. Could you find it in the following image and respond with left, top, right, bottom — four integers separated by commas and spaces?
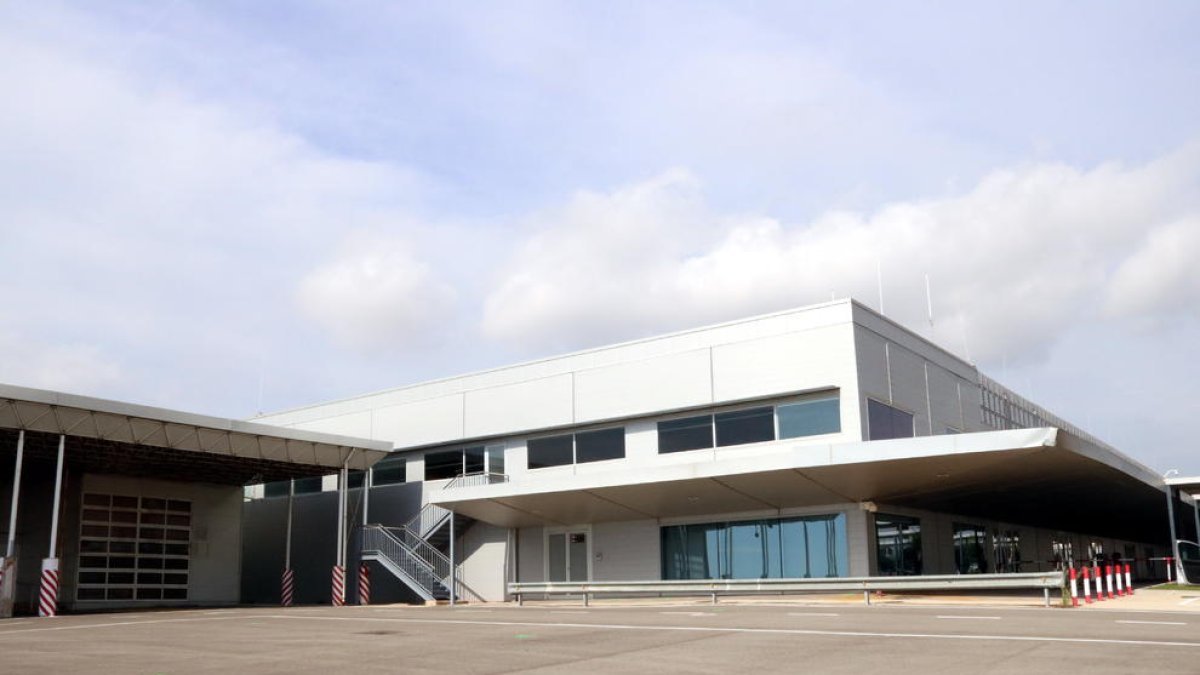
1074, 586, 1200, 613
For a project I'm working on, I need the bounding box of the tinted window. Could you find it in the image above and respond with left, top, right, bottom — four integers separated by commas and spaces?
715, 407, 775, 447
371, 456, 406, 485
527, 434, 574, 469
425, 450, 463, 480
347, 470, 365, 489
263, 481, 290, 498
486, 445, 505, 474
575, 427, 625, 463
778, 396, 840, 438
293, 476, 323, 494
867, 399, 915, 440
658, 415, 713, 454
463, 446, 486, 474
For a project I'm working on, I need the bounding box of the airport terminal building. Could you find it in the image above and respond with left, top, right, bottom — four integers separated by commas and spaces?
247, 300, 1198, 603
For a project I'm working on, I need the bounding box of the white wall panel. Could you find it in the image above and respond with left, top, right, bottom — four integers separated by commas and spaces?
464, 374, 574, 438
291, 410, 372, 439
371, 395, 464, 447
574, 349, 712, 423
711, 324, 855, 403
593, 520, 660, 581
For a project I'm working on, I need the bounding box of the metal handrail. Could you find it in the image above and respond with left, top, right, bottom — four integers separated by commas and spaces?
389, 525, 452, 580
405, 503, 451, 538
443, 471, 510, 490
509, 572, 1066, 607
362, 525, 446, 599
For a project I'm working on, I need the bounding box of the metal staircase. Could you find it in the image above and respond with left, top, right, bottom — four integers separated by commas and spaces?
360, 503, 476, 602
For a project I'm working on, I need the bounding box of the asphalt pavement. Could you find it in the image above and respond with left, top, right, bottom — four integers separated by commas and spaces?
1, 600, 1197, 674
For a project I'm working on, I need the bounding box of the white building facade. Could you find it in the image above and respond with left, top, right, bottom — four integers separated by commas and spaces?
252, 300, 1185, 602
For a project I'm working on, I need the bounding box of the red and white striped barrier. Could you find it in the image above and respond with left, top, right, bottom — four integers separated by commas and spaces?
281, 568, 294, 607
1105, 564, 1114, 600
1069, 567, 1079, 607
1124, 563, 1133, 595
1115, 564, 1124, 596
38, 558, 59, 618
1081, 566, 1093, 604
331, 565, 345, 606
1092, 563, 1103, 601
358, 563, 370, 606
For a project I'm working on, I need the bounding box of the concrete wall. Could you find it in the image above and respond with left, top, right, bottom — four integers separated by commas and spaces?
241, 482, 423, 605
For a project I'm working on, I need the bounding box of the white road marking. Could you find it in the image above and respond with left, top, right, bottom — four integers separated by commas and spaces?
936, 615, 1002, 620
1116, 620, 1187, 626
452, 610, 493, 614
262, 614, 1200, 649
788, 612, 840, 617
1180, 597, 1200, 606
661, 611, 716, 617
550, 611, 591, 615
0, 616, 237, 638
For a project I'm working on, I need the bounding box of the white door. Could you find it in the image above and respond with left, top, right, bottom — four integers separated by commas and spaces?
547, 530, 590, 582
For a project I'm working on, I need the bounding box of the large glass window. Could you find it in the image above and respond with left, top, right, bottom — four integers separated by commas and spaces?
715, 407, 775, 447
875, 513, 922, 575
662, 514, 847, 580
993, 530, 1021, 573
485, 445, 505, 474
293, 476, 323, 494
658, 415, 713, 454
867, 399, 915, 441
424, 450, 464, 480
262, 481, 290, 498
778, 396, 840, 438
575, 427, 625, 463
527, 434, 574, 469
953, 523, 989, 574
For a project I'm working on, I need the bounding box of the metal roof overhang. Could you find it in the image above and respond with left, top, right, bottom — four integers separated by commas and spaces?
0, 383, 393, 485
433, 428, 1174, 544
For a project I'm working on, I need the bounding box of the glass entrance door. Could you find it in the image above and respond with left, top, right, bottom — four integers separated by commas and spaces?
547, 530, 590, 582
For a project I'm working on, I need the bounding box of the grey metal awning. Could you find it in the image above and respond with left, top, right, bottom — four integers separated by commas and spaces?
0, 383, 392, 484
433, 428, 1174, 544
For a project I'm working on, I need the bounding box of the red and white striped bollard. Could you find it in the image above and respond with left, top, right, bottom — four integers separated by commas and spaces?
331, 565, 345, 606
1082, 565, 1093, 604
358, 563, 370, 606
1093, 563, 1103, 601
1124, 563, 1133, 595
1105, 564, 1114, 600
38, 558, 59, 618
281, 568, 294, 607
1115, 564, 1124, 596
1069, 567, 1079, 607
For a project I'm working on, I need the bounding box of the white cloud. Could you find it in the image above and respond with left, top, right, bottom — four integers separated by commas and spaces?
0, 332, 124, 395
483, 145, 1200, 364
1103, 217, 1200, 321
297, 234, 457, 351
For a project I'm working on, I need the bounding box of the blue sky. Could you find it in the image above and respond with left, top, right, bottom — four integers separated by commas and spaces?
1, 1, 1197, 471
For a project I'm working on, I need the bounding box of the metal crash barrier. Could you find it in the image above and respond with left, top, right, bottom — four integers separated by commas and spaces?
509, 572, 1066, 608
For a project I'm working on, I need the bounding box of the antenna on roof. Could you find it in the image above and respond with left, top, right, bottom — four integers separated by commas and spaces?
925, 273, 935, 338
876, 259, 885, 315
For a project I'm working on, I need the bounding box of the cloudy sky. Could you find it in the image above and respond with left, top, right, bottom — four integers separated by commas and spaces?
1, 1, 1197, 471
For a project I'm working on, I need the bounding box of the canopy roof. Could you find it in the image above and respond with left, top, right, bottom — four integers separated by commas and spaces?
0, 383, 392, 485
434, 428, 1174, 544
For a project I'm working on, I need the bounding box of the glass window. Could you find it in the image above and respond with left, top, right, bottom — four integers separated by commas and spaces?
953, 523, 989, 574
658, 415, 713, 454
662, 514, 847, 581
292, 477, 323, 494
715, 407, 775, 447
463, 446, 486, 474
575, 427, 625, 463
527, 434, 574, 469
371, 455, 407, 485
485, 445, 505, 475
993, 530, 1021, 573
867, 399, 915, 440
347, 470, 366, 489
778, 396, 840, 438
424, 450, 463, 480
875, 513, 922, 575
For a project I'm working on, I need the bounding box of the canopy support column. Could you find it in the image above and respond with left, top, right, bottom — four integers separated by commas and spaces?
39, 435, 66, 617
1, 430, 25, 617
449, 510, 456, 606
1166, 483, 1179, 580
